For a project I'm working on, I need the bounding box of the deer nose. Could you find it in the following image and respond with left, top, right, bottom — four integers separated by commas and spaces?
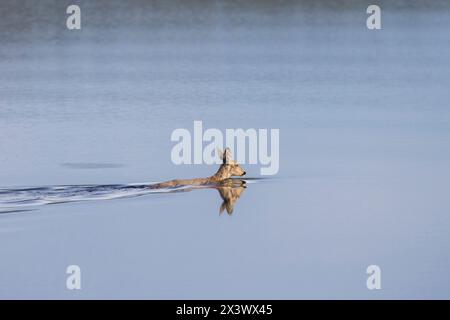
242, 171, 246, 175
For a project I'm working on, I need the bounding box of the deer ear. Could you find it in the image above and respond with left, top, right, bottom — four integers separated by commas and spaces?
223, 148, 232, 164
219, 202, 226, 214
217, 148, 224, 162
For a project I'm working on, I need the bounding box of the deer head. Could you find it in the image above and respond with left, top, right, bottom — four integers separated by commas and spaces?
212, 148, 246, 181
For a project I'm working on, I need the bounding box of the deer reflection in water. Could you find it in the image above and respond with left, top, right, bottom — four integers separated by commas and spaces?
215, 179, 246, 215
162, 178, 247, 215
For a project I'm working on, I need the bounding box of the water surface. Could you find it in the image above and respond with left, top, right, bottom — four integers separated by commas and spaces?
1, 0, 450, 299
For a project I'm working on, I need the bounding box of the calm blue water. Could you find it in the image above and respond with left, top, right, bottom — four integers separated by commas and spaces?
1, 0, 450, 299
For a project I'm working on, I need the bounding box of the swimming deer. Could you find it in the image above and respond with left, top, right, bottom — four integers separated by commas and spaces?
149, 148, 246, 189
147, 148, 247, 214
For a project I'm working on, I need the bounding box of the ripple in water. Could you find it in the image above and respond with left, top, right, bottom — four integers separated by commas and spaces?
0, 179, 258, 213
0, 183, 173, 211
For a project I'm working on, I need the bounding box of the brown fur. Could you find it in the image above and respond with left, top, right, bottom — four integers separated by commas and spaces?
147, 148, 247, 214
149, 148, 246, 189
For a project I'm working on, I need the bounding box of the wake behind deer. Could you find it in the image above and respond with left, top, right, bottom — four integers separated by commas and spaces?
0, 148, 249, 215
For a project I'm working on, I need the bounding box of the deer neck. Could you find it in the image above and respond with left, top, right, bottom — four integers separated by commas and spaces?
208, 165, 230, 182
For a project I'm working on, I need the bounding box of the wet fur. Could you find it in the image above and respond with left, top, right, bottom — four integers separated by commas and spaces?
149, 148, 246, 189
